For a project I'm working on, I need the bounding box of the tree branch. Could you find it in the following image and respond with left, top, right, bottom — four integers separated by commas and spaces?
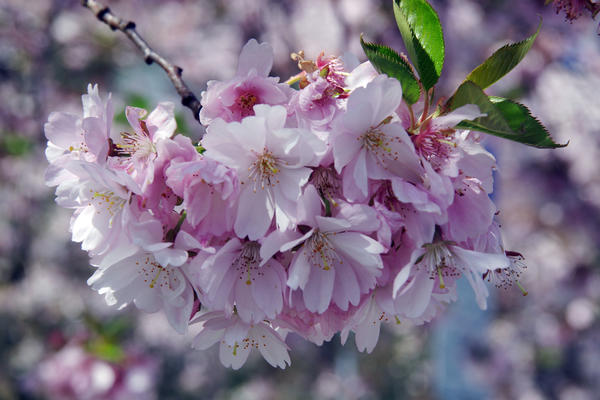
80, 0, 202, 122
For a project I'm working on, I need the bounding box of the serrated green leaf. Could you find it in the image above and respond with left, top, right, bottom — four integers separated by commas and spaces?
449, 81, 565, 148
360, 36, 421, 104
488, 96, 566, 148
465, 20, 541, 89
393, 0, 444, 90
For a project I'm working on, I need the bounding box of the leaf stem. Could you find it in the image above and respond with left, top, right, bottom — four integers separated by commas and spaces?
420, 87, 430, 124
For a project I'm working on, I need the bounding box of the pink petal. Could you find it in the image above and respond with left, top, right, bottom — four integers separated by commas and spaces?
432, 104, 485, 130
234, 188, 273, 240
287, 251, 312, 290
332, 262, 361, 310
147, 102, 176, 141
237, 39, 273, 77
302, 264, 335, 313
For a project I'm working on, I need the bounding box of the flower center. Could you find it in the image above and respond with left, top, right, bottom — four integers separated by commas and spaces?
361, 127, 391, 153
412, 129, 456, 169
68, 141, 89, 154
419, 242, 460, 289
248, 149, 281, 192
305, 230, 340, 271
112, 120, 155, 159
359, 117, 401, 169
89, 189, 127, 226
233, 241, 262, 285
236, 92, 258, 117
483, 251, 528, 295
138, 255, 178, 290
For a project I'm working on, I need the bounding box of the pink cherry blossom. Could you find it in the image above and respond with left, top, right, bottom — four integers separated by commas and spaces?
288, 53, 349, 129
393, 240, 510, 313
45, 84, 112, 167
109, 102, 177, 190
275, 292, 355, 346
88, 212, 191, 334
44, 27, 537, 368
192, 311, 290, 369
202, 104, 326, 239
141, 134, 199, 226
199, 39, 292, 125
166, 156, 239, 237
264, 185, 384, 313
193, 238, 287, 324
49, 160, 140, 257
331, 75, 423, 201
341, 294, 391, 353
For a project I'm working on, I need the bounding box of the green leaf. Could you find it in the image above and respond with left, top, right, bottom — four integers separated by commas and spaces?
465, 19, 541, 89
488, 96, 566, 148
393, 0, 444, 90
1, 134, 32, 156
449, 81, 565, 148
174, 112, 189, 137
360, 36, 421, 104
88, 338, 125, 363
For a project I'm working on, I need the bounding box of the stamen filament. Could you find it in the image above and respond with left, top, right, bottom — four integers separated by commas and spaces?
516, 281, 528, 296
437, 267, 446, 289
149, 268, 162, 288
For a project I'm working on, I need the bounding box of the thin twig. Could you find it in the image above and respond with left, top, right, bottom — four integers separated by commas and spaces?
80, 0, 202, 122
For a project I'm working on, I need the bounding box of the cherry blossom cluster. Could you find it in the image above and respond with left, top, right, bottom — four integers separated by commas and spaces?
45, 39, 526, 369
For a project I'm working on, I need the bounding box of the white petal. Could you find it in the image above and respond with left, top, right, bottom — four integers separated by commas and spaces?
330, 232, 384, 270
392, 265, 413, 297
297, 184, 322, 225
237, 39, 273, 77
286, 250, 312, 290
302, 264, 335, 313
395, 270, 434, 318
219, 338, 251, 370
332, 262, 361, 310
260, 229, 302, 265
234, 188, 272, 240
432, 104, 485, 130
147, 102, 176, 141
192, 326, 224, 350
451, 246, 510, 274
164, 282, 194, 334
315, 216, 351, 233
254, 325, 291, 369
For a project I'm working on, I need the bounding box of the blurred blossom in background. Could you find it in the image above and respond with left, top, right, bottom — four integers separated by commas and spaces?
1, 0, 599, 398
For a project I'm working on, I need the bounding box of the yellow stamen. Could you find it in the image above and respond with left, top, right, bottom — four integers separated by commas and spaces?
320, 249, 330, 270
437, 267, 446, 289
437, 139, 457, 147
149, 268, 162, 288
246, 268, 252, 285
